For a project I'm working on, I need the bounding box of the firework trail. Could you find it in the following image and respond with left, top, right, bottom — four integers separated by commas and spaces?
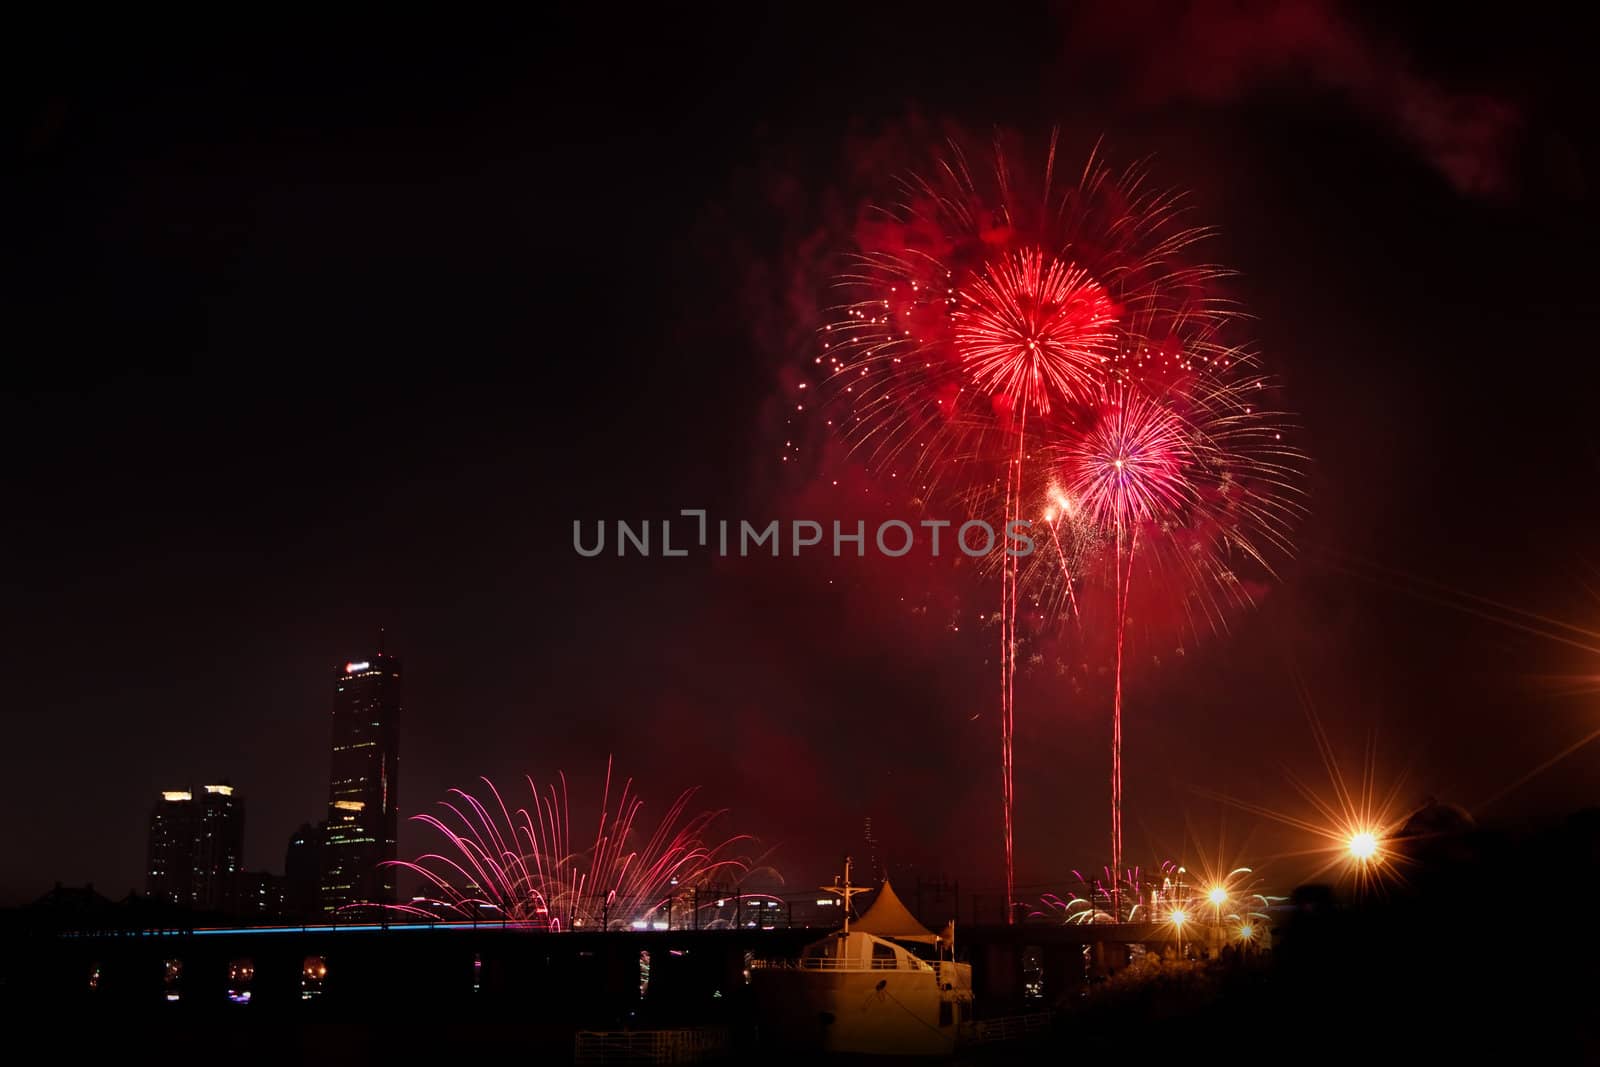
984, 348, 1302, 917
378, 759, 769, 929
1061, 383, 1192, 917
1053, 362, 1303, 916
817, 130, 1237, 920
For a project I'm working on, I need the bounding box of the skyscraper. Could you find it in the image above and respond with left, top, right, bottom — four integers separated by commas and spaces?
145, 783, 243, 912
319, 651, 401, 913
147, 791, 199, 908
195, 784, 244, 911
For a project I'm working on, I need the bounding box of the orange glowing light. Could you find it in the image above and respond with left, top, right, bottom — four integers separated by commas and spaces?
1348, 831, 1379, 861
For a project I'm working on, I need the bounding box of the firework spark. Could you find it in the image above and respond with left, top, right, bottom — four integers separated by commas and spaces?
954, 248, 1118, 416
379, 760, 769, 929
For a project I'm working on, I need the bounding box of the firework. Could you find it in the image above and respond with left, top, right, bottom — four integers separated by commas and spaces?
379, 760, 769, 929
965, 347, 1304, 639
817, 132, 1228, 499
1032, 861, 1277, 938
1049, 367, 1303, 913
1060, 384, 1191, 914
816, 131, 1238, 919
1032, 865, 1140, 925
1061, 385, 1193, 528
1031, 860, 1189, 924
953, 248, 1118, 415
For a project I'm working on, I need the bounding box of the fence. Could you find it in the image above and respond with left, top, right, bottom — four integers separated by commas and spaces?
574, 1027, 731, 1064
963, 1011, 1054, 1045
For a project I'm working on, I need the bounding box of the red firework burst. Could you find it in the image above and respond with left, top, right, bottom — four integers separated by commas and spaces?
954, 248, 1118, 416
815, 131, 1226, 490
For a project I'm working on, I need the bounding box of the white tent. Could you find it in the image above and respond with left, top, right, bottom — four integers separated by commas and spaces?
851, 880, 937, 943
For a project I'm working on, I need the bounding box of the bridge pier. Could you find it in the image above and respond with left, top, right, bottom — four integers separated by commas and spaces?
1040, 943, 1084, 1002
1088, 939, 1131, 981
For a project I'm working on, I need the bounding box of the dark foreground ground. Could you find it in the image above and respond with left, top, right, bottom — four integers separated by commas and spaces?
7, 808, 1597, 1061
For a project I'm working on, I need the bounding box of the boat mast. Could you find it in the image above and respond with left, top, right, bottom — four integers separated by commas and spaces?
820, 854, 868, 934
843, 856, 851, 935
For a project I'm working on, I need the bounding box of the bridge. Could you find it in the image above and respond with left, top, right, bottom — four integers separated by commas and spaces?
7, 915, 1238, 1018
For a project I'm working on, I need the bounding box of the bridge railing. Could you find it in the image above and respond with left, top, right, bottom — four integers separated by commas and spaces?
962, 1011, 1054, 1045
574, 1027, 730, 1064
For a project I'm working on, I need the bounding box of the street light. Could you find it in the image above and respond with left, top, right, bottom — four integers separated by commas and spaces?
1206, 886, 1227, 953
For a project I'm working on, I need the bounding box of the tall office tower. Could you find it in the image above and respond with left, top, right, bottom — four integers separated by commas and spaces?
147, 791, 201, 907
146, 783, 243, 911
319, 651, 402, 913
193, 783, 244, 911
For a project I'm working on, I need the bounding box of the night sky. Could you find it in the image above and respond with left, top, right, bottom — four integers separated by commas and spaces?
5, 5, 1597, 907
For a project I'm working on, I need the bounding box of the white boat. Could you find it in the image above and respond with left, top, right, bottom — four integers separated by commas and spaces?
753, 862, 973, 1056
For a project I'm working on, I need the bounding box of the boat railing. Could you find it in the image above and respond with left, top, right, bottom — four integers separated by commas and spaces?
752, 956, 928, 971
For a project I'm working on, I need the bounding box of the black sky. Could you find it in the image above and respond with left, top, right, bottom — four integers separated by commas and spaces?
4, 4, 1598, 906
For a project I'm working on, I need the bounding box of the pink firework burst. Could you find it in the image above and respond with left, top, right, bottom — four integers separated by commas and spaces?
1044, 368, 1303, 919
1059, 384, 1194, 920
378, 761, 768, 930
1063, 385, 1194, 528
954, 248, 1118, 416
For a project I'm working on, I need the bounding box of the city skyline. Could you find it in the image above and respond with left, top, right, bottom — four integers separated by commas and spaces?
132, 645, 402, 921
